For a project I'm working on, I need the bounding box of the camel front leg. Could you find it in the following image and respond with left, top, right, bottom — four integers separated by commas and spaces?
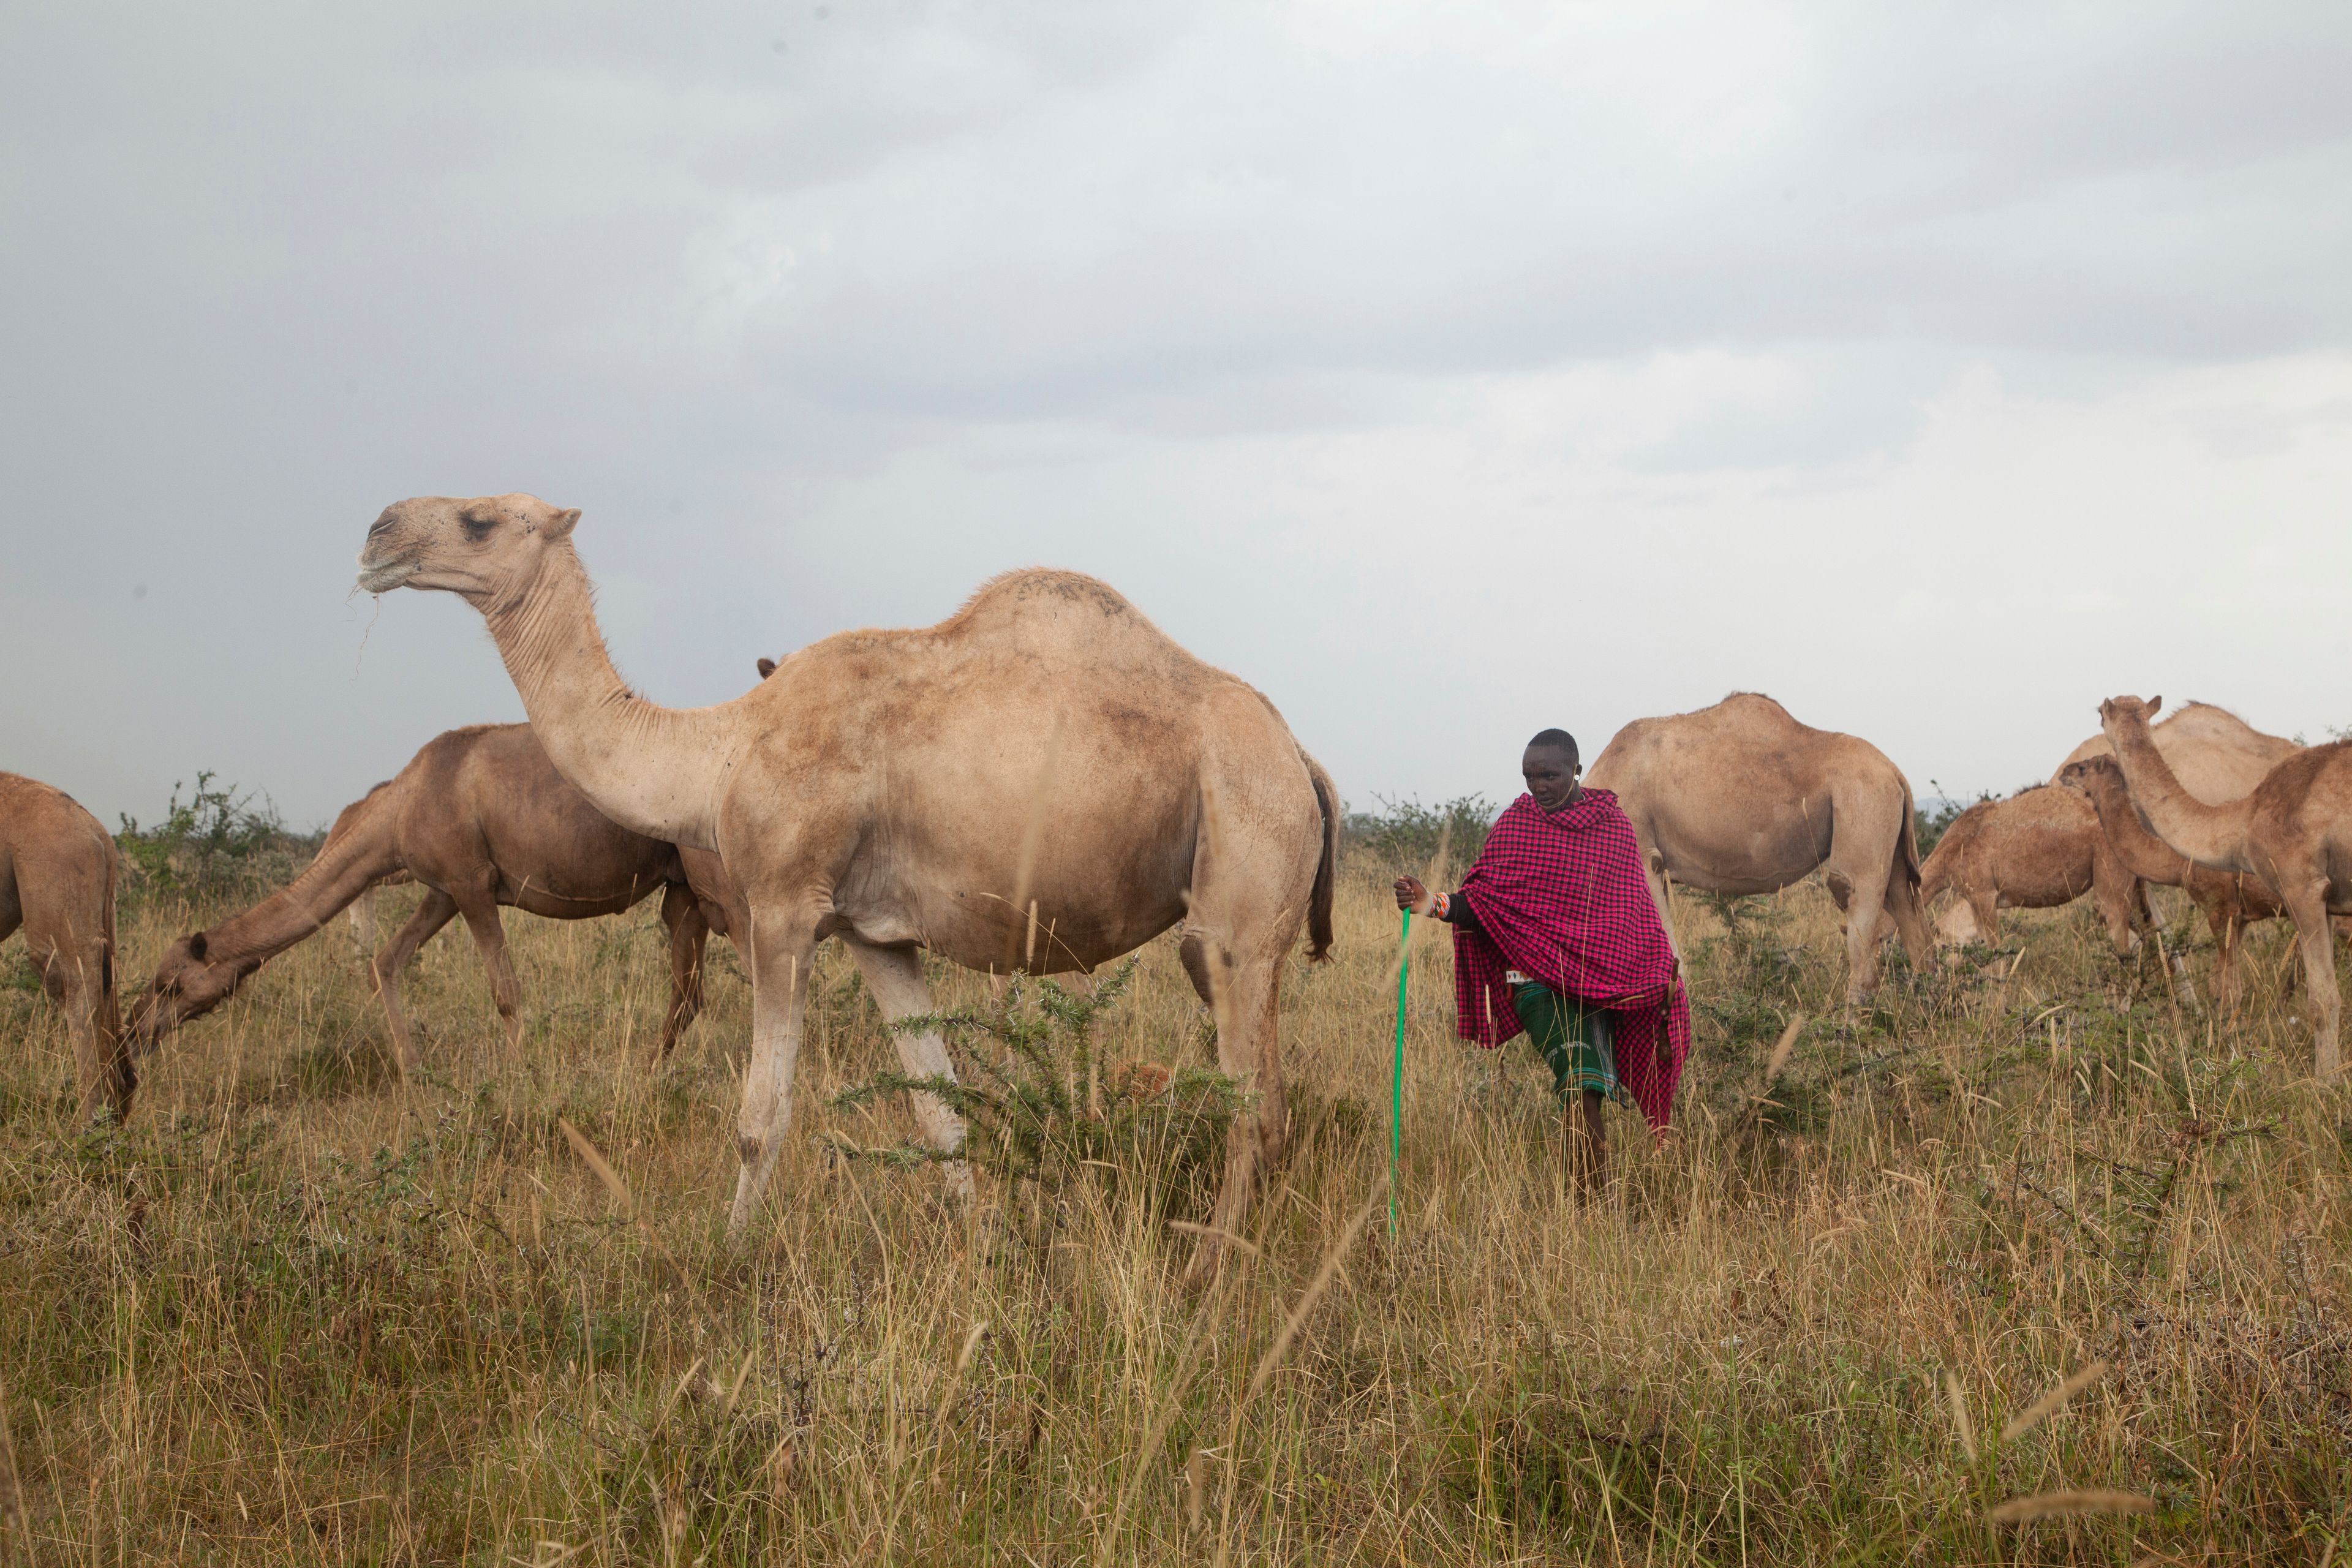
2089, 851, 2141, 960
2208, 905, 2244, 1017
657, 884, 711, 1063
372, 889, 459, 1074
840, 935, 972, 1199
729, 918, 819, 1236
348, 885, 380, 962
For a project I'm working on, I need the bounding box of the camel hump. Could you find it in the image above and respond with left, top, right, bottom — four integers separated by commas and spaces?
950, 568, 1145, 628
938, 568, 1196, 667
2161, 700, 2296, 751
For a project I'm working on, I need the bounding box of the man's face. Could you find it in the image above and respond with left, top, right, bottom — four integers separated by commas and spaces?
1522, 745, 1578, 812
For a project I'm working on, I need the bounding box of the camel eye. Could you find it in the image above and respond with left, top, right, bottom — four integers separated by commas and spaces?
461, 514, 498, 542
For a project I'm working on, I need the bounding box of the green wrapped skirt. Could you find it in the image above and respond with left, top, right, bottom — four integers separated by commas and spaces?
1509, 981, 1618, 1101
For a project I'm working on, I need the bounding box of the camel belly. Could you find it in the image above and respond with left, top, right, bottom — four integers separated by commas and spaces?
1651, 814, 1834, 895
846, 885, 1188, 974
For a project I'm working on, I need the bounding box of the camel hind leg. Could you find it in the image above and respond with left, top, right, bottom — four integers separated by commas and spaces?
1177, 741, 1320, 1281
46, 937, 127, 1119
450, 892, 524, 1050
840, 935, 971, 1199
1825, 854, 1894, 1005
18, 879, 130, 1120
1880, 854, 1932, 974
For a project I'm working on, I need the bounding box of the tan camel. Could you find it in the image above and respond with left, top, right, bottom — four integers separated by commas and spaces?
1, 772, 128, 1115
2098, 695, 2352, 1078
2054, 700, 2296, 802
130, 724, 740, 1068
1585, 693, 1929, 1002
355, 494, 1338, 1265
2057, 753, 2318, 1011
1917, 786, 2144, 955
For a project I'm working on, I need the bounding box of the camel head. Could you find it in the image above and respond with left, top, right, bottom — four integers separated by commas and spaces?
356, 493, 580, 604
126, 930, 257, 1048
2097, 694, 2162, 747
2057, 755, 2122, 797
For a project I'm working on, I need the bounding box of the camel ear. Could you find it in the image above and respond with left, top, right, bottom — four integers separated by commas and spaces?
756, 657, 777, 679
2147, 695, 2162, 715
186, 931, 207, 962
547, 507, 581, 540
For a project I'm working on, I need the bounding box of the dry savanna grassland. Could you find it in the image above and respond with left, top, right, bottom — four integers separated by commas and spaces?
1, 809, 2348, 1565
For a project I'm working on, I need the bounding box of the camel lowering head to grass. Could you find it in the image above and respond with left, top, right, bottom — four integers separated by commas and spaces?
2098, 695, 2352, 1078
0, 772, 128, 1117
129, 724, 744, 1072
355, 493, 1338, 1276
1917, 785, 2144, 958
1584, 693, 1929, 1004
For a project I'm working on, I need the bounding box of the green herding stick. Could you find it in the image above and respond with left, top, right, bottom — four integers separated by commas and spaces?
1390, 908, 1411, 1234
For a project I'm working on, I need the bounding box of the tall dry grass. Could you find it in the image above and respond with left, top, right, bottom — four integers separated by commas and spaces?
0, 850, 2346, 1563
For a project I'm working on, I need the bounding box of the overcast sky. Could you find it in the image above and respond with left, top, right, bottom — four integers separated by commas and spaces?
5, 1, 2350, 830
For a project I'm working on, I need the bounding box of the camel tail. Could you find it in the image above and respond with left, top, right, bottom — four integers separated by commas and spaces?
94, 829, 124, 1061
1897, 779, 1924, 891
1915, 834, 1950, 908
1302, 750, 1339, 962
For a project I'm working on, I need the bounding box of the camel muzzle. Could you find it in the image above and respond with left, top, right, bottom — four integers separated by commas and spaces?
355, 553, 420, 594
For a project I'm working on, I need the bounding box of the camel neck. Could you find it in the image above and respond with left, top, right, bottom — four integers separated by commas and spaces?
479, 541, 733, 850
2105, 722, 2255, 876
202, 806, 401, 963
2078, 777, 2194, 882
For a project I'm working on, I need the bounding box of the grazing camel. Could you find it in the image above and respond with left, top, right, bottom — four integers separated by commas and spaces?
2099, 696, 2352, 1079
1917, 786, 2144, 956
130, 724, 740, 1069
1585, 693, 1929, 1003
2054, 700, 2297, 804
1, 772, 128, 1115
2057, 754, 2314, 1012
354, 494, 1338, 1269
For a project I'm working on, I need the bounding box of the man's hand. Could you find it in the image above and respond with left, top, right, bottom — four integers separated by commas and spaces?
1393, 876, 1436, 918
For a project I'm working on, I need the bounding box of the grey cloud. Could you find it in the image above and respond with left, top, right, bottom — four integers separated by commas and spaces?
2, 1, 2348, 827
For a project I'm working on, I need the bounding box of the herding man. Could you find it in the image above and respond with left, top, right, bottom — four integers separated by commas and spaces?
1394, 728, 1689, 1194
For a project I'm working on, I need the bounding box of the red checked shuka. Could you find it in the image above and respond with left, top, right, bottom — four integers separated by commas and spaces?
1447, 788, 1691, 1134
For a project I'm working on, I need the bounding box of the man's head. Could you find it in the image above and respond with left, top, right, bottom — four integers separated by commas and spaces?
1523, 728, 1580, 812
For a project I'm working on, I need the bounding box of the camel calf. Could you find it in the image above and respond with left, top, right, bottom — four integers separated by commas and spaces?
2101, 695, 2352, 1079
1917, 785, 2144, 956
130, 725, 740, 1071
2058, 755, 2310, 1011
1, 772, 128, 1115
